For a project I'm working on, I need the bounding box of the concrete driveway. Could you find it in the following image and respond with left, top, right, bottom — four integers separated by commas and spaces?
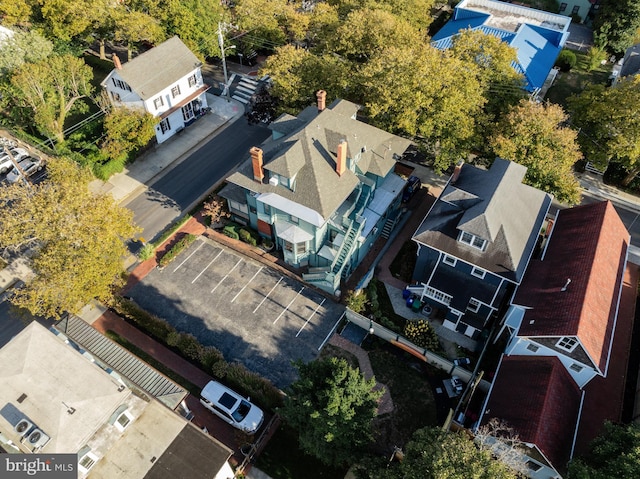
127, 237, 344, 388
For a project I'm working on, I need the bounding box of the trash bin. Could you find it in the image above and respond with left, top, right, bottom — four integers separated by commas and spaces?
406, 296, 415, 308
411, 299, 422, 312
402, 288, 411, 300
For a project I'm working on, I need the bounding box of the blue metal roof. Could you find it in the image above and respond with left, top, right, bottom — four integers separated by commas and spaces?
431, 6, 565, 92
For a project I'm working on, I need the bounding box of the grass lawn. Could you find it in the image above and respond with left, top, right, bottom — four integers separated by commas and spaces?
369, 348, 439, 451
545, 51, 612, 107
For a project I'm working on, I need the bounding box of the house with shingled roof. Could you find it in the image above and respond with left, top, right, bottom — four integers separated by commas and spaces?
0, 321, 234, 479
220, 91, 411, 294
101, 36, 210, 144
478, 201, 635, 479
407, 158, 552, 342
432, 0, 571, 94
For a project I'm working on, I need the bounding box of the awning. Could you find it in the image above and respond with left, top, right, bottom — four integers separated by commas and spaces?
275, 221, 314, 243
160, 85, 210, 119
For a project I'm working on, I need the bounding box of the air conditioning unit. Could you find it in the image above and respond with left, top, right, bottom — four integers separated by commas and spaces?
269, 176, 279, 186
26, 429, 50, 449
14, 419, 33, 438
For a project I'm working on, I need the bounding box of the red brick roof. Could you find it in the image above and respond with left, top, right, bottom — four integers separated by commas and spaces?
484, 355, 581, 471
574, 263, 638, 455
515, 201, 629, 372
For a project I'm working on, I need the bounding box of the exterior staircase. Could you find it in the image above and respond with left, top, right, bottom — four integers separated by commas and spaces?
381, 216, 397, 239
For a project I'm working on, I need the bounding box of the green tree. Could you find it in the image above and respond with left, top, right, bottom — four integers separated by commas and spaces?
0, 30, 54, 76
163, 0, 224, 60
568, 422, 640, 479
568, 76, 640, 185
260, 44, 349, 114
280, 357, 382, 467
0, 0, 34, 25
490, 99, 582, 204
113, 8, 165, 60
360, 427, 518, 479
593, 0, 640, 56
9, 54, 94, 143
102, 108, 158, 161
0, 158, 139, 318
39, 0, 110, 42
360, 43, 486, 172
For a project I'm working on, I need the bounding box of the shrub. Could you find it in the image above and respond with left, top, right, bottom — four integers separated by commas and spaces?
555, 49, 577, 72
223, 224, 240, 239
226, 362, 284, 411
345, 289, 368, 313
114, 297, 174, 343
404, 319, 440, 351
239, 228, 258, 246
200, 346, 226, 370
586, 46, 607, 71
138, 243, 155, 261
92, 156, 126, 180
158, 234, 197, 267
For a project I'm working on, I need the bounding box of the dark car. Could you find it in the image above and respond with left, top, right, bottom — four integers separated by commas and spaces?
402, 175, 422, 203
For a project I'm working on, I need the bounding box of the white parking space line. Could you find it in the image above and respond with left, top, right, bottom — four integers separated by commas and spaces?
273, 287, 305, 325
253, 277, 283, 313
318, 311, 345, 351
191, 250, 223, 284
211, 258, 243, 293
295, 298, 326, 337
231, 267, 263, 303
172, 242, 204, 273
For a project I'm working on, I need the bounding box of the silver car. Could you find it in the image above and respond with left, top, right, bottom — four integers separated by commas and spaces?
0, 148, 29, 174
6, 157, 43, 183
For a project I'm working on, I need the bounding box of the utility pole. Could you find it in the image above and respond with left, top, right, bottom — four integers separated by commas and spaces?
217, 22, 236, 101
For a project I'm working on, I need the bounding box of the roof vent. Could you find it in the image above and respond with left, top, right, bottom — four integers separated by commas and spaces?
14, 419, 34, 438
561, 278, 571, 291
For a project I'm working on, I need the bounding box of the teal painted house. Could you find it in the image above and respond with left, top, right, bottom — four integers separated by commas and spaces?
220, 92, 411, 294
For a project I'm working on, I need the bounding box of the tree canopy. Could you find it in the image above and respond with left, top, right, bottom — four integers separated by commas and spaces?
0, 158, 139, 318
593, 0, 640, 56
567, 76, 640, 185
9, 54, 94, 143
102, 108, 158, 161
0, 30, 54, 76
358, 427, 518, 479
490, 99, 582, 204
568, 422, 640, 479
280, 357, 382, 467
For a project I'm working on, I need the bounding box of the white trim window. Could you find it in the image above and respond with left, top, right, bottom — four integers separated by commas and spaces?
459, 231, 487, 251
556, 336, 579, 352
471, 266, 486, 279
159, 118, 171, 134
467, 298, 481, 313
296, 242, 306, 254
228, 200, 248, 214
153, 96, 164, 110
188, 74, 197, 87
171, 85, 181, 98
443, 255, 457, 266
424, 287, 452, 306
114, 410, 133, 432
78, 451, 99, 474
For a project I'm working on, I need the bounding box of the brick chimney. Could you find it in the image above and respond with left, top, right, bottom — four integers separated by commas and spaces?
316, 90, 326, 112
250, 147, 264, 182
336, 140, 347, 176
451, 160, 464, 184
113, 53, 122, 70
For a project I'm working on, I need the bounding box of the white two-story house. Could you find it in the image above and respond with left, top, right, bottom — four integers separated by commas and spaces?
101, 36, 209, 144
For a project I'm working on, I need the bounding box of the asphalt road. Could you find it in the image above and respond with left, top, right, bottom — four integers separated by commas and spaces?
124, 119, 270, 244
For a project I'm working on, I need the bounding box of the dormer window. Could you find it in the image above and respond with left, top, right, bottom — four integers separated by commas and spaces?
459, 231, 486, 251
556, 336, 578, 352
114, 410, 133, 431
78, 451, 99, 474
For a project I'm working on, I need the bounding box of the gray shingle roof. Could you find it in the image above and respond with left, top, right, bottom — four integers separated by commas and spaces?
620, 43, 640, 78
413, 158, 552, 282
225, 100, 411, 221
113, 36, 201, 100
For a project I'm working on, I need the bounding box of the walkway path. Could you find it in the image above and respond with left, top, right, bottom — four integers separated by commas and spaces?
329, 334, 394, 416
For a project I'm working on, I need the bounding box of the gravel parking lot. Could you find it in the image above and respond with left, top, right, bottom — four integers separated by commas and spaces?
128, 237, 344, 387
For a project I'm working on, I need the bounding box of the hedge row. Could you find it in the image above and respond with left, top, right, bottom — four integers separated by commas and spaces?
158, 234, 197, 267
223, 222, 260, 246
112, 297, 284, 411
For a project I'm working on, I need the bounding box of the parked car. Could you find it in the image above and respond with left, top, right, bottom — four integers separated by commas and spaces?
450, 376, 464, 395
402, 175, 422, 203
6, 157, 43, 183
200, 381, 264, 433
0, 148, 29, 174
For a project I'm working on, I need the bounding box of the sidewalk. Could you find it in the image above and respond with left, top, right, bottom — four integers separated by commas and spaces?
89, 93, 245, 204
